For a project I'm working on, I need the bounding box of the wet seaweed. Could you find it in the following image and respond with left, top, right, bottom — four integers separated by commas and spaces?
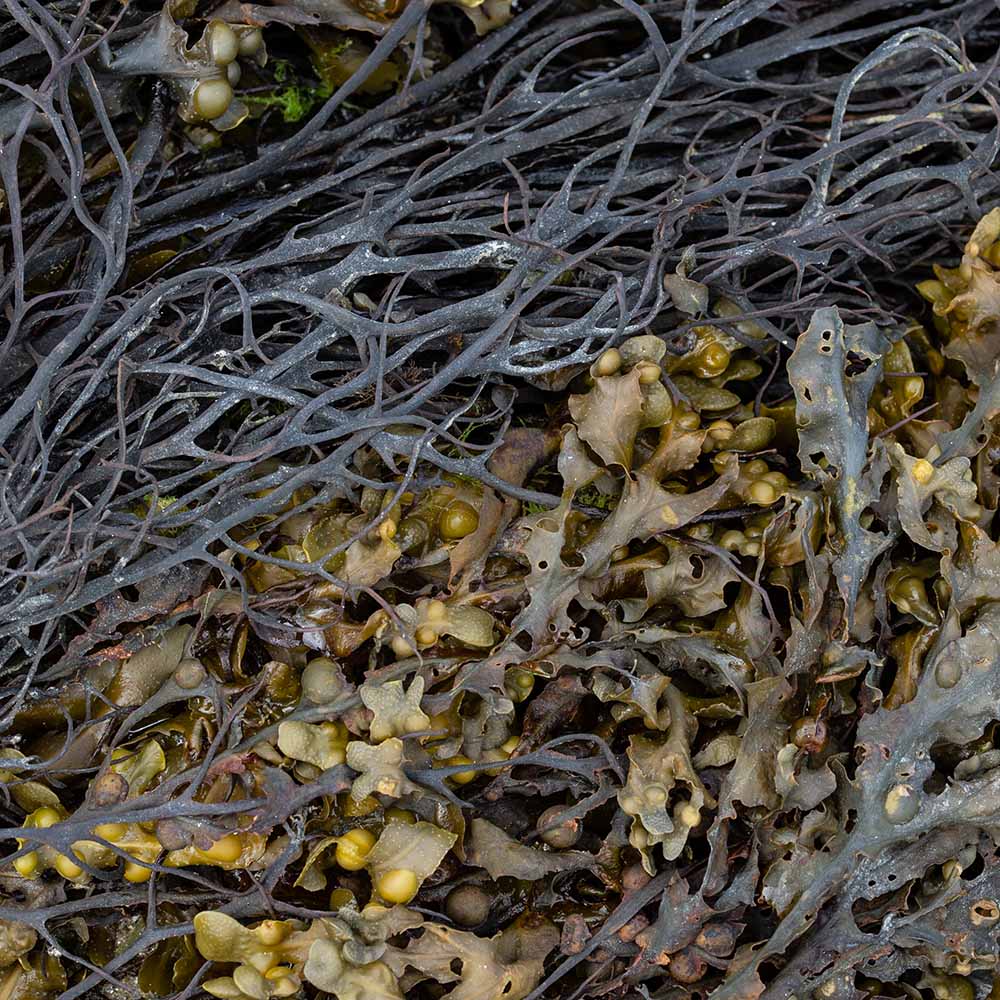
2, 1, 1000, 998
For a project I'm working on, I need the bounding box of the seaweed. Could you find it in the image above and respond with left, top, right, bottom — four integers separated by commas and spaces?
3, 1, 1000, 999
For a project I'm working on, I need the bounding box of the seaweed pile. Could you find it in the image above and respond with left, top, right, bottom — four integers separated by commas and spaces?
3, 1, 1000, 998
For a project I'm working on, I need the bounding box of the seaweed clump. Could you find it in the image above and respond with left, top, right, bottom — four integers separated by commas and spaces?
3, 1, 1000, 999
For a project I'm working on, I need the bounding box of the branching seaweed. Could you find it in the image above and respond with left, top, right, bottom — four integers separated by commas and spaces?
2, 1, 1000, 999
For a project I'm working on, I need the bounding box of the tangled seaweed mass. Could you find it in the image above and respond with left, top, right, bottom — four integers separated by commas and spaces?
5, 0, 1000, 998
